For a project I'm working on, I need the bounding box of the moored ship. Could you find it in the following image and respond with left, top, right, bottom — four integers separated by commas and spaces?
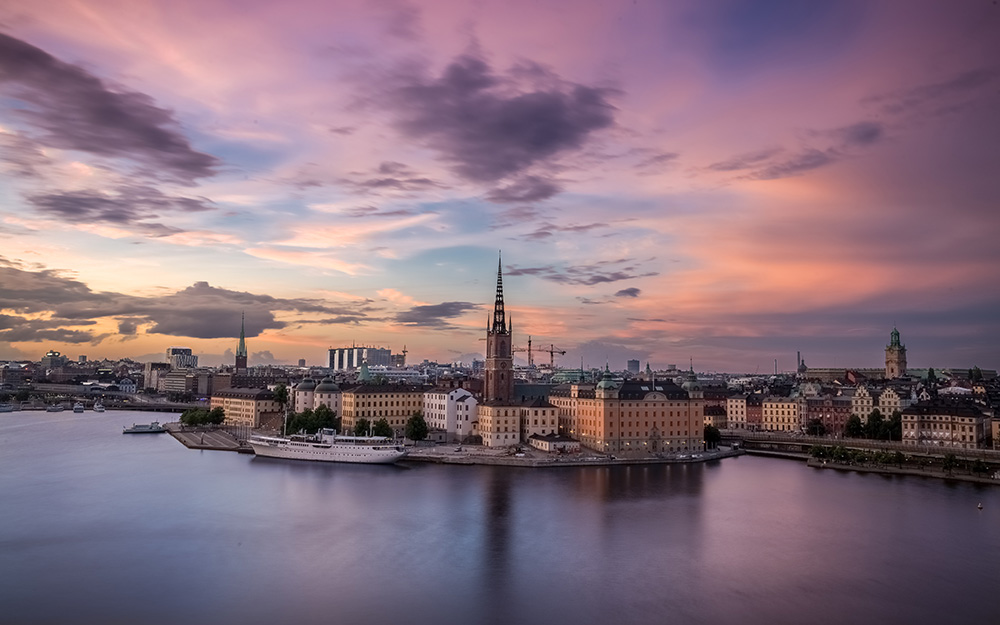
248, 429, 407, 464
73, 402, 85, 413
123, 421, 166, 434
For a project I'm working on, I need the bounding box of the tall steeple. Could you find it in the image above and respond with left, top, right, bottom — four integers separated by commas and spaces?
492, 254, 507, 335
483, 253, 513, 404
235, 311, 248, 372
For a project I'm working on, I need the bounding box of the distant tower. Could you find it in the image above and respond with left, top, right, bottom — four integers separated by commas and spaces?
885, 326, 907, 379
483, 255, 514, 403
235, 312, 248, 372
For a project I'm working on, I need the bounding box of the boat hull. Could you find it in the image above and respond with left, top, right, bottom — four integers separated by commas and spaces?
249, 437, 407, 464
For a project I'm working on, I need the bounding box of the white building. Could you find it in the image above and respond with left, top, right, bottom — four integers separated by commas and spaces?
328, 346, 391, 370
726, 395, 747, 429
423, 387, 477, 441
165, 347, 198, 369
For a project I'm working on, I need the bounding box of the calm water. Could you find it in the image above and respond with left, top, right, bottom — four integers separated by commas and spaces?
2, 411, 998, 625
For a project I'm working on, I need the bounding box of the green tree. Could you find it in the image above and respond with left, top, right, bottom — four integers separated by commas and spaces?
972, 459, 988, 476
354, 418, 372, 436
893, 451, 905, 468
15, 389, 30, 402
888, 411, 902, 441
372, 418, 393, 438
703, 425, 722, 449
207, 407, 225, 425
942, 453, 958, 476
180, 408, 210, 426
312, 405, 339, 432
405, 411, 428, 441
273, 383, 289, 414
810, 445, 829, 459
805, 418, 826, 437
970, 366, 983, 382
845, 415, 864, 438
866, 409, 885, 439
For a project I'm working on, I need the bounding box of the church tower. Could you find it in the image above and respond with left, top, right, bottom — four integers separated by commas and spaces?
483, 255, 514, 403
235, 312, 248, 372
885, 326, 906, 379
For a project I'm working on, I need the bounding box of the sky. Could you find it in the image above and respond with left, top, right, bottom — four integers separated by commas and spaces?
1, 0, 998, 373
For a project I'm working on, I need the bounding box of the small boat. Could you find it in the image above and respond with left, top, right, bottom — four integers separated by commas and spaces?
93, 402, 106, 413
248, 428, 407, 464
123, 421, 166, 434
0, 403, 14, 413
46, 405, 65, 412
73, 402, 85, 413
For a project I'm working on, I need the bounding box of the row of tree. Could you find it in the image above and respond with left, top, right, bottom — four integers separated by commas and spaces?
180, 407, 225, 426
280, 404, 429, 441
845, 409, 902, 440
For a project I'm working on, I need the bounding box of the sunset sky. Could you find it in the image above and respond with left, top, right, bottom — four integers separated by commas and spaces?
1, 0, 998, 372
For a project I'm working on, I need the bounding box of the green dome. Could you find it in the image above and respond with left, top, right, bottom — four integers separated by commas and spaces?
295, 377, 317, 391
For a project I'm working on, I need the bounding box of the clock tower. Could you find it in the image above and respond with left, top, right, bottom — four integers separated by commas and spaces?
483, 255, 514, 404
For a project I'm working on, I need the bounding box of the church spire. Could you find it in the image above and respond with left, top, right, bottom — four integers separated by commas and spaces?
235, 311, 248, 372
491, 253, 507, 335
237, 311, 248, 358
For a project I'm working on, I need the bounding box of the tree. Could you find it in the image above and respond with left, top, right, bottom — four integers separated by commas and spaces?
354, 418, 372, 436
180, 408, 210, 426
703, 425, 721, 449
373, 418, 393, 438
405, 411, 428, 442
15, 389, 30, 402
273, 383, 289, 414
866, 409, 885, 439
806, 418, 826, 437
888, 411, 902, 441
970, 366, 983, 382
845, 415, 864, 438
942, 453, 958, 476
207, 407, 225, 425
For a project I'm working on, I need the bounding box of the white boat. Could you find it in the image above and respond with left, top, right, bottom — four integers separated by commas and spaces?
73, 402, 85, 413
248, 429, 408, 464
123, 421, 166, 434
0, 403, 14, 413
93, 402, 106, 413
46, 405, 65, 412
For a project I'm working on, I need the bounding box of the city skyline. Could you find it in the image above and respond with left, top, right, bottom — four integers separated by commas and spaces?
1, 1, 998, 371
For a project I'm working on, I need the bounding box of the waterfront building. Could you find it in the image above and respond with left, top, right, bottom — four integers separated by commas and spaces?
805, 395, 852, 435
143, 362, 171, 391
746, 394, 763, 430
726, 395, 748, 429
548, 367, 704, 455
878, 385, 912, 416
885, 327, 907, 379
211, 387, 281, 429
761, 397, 803, 432
704, 405, 727, 429
901, 398, 988, 450
424, 387, 477, 441
340, 384, 427, 436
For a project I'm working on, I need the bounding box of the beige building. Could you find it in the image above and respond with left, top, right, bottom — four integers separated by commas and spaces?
211, 388, 281, 428
340, 384, 426, 436
877, 386, 911, 416
851, 386, 876, 419
901, 399, 987, 450
762, 397, 803, 432
548, 369, 704, 455
726, 395, 748, 429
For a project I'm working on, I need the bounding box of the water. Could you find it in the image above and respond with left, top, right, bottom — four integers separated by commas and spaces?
2, 411, 997, 625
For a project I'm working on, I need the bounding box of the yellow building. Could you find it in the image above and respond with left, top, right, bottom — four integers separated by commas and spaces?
340, 384, 426, 436
761, 397, 803, 432
210, 388, 281, 428
548, 369, 704, 455
901, 399, 987, 450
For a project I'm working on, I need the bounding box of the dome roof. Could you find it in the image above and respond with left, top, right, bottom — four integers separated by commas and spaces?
295, 377, 317, 391
596, 365, 618, 390
314, 376, 340, 392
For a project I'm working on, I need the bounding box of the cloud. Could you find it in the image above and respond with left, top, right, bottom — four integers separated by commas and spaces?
747, 148, 836, 180
830, 121, 883, 147
486, 175, 562, 203
707, 147, 783, 172
387, 53, 616, 183
506, 260, 657, 285
0, 131, 50, 178
395, 301, 478, 327
27, 184, 214, 231
0, 259, 372, 342
0, 33, 218, 182
615, 288, 641, 298
863, 68, 999, 116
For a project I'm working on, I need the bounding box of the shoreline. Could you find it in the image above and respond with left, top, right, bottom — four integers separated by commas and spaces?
805, 457, 1000, 486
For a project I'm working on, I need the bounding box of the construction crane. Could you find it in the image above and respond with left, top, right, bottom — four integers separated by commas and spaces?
539, 343, 566, 367
512, 335, 534, 366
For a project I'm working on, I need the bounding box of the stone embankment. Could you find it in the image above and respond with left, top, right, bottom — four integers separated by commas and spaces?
807, 457, 1000, 486
403, 446, 743, 467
